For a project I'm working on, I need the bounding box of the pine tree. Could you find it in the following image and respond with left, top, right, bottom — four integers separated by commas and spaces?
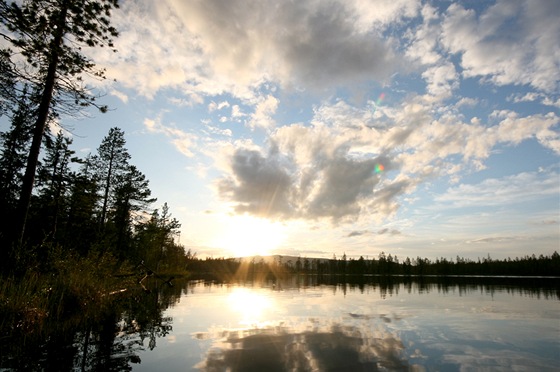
0, 88, 35, 250
63, 155, 99, 255
0, 0, 119, 244
135, 203, 181, 271
0, 89, 35, 214
33, 131, 76, 241
108, 165, 155, 259
93, 127, 131, 229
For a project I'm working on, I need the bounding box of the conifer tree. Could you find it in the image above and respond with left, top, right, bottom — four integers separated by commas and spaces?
0, 88, 35, 215
0, 0, 119, 244
93, 127, 130, 229
135, 203, 181, 270
33, 131, 75, 241
109, 164, 155, 259
63, 154, 99, 254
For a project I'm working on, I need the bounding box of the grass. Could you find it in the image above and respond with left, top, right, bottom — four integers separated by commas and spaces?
0, 249, 137, 339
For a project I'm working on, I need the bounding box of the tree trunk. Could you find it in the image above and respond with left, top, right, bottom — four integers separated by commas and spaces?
15, 3, 69, 245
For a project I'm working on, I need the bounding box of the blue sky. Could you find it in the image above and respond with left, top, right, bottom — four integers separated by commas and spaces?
28, 0, 560, 259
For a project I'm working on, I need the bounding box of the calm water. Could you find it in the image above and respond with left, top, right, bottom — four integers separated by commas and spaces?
1, 276, 559, 371
133, 276, 559, 372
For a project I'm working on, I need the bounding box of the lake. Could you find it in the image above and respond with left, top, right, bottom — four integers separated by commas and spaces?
1, 276, 559, 371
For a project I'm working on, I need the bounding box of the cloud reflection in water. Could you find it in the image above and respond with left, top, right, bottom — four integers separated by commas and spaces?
194, 322, 412, 371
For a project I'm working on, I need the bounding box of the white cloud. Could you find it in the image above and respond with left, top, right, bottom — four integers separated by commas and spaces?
455, 97, 479, 108
216, 96, 559, 224
248, 95, 279, 130
405, 3, 443, 65
110, 89, 129, 103
231, 105, 245, 119
542, 96, 560, 109
345, 0, 420, 32
208, 101, 230, 112
509, 92, 541, 103
144, 117, 198, 157
422, 62, 459, 100
436, 170, 560, 208
93, 0, 406, 101
441, 0, 560, 93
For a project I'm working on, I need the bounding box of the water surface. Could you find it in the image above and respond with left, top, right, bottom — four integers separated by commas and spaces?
1, 276, 558, 371
133, 276, 559, 371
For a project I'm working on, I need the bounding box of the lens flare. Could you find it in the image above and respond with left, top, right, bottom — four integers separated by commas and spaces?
375, 164, 384, 173
371, 93, 386, 114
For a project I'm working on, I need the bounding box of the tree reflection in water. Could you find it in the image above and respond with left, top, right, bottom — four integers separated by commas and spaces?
2, 275, 558, 370
195, 323, 410, 372
0, 279, 183, 371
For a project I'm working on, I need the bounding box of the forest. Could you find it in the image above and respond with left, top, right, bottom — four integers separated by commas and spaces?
0, 0, 188, 275
186, 251, 560, 280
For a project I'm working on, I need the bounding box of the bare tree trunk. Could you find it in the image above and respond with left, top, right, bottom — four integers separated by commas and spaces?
15, 3, 68, 245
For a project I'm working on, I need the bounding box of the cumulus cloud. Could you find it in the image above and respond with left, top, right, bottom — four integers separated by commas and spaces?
216, 148, 294, 217
441, 0, 560, 93
422, 62, 459, 100
92, 0, 410, 100
216, 119, 401, 223
170, 0, 410, 91
86, 0, 559, 233
405, 3, 443, 65
216, 96, 559, 223
248, 95, 279, 130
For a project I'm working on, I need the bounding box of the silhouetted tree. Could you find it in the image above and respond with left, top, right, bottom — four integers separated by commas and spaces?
134, 203, 181, 271
93, 127, 131, 230
32, 132, 75, 242
107, 165, 155, 260
0, 88, 35, 254
62, 155, 99, 254
0, 0, 120, 244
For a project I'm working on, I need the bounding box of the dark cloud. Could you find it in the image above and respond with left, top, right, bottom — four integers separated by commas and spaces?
217, 148, 294, 218
170, 0, 400, 91
377, 228, 402, 236
195, 324, 409, 371
347, 228, 401, 238
217, 144, 406, 223
347, 230, 370, 237
278, 1, 397, 90
307, 157, 380, 220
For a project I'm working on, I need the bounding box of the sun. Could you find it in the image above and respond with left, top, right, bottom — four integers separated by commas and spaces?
212, 215, 285, 257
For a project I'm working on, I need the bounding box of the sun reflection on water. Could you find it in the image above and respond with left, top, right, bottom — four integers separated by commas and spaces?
227, 288, 274, 326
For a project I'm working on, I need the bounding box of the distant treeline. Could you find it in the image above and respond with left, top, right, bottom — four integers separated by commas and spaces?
187, 251, 560, 278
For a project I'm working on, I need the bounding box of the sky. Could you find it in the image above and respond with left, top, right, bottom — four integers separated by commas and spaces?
14, 0, 560, 260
